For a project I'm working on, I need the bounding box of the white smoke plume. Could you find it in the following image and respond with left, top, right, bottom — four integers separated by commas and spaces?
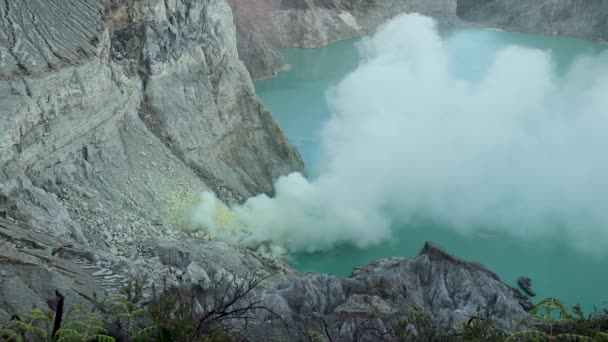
189, 14, 608, 255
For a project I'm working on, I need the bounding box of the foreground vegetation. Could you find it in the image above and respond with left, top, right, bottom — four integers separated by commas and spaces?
390, 298, 608, 342
1, 274, 607, 341
0, 274, 267, 342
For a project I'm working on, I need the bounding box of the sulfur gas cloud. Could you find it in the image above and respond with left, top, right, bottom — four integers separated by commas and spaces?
188, 14, 608, 256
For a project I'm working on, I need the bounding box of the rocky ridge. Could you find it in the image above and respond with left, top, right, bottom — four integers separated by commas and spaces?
255, 242, 531, 339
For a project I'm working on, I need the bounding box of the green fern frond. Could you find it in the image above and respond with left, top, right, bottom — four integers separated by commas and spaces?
111, 309, 149, 321
60, 305, 107, 339
132, 325, 173, 342
537, 298, 572, 319
54, 328, 85, 342
0, 328, 23, 342
27, 308, 53, 324
91, 334, 117, 342
594, 332, 608, 342
553, 333, 594, 341
3, 320, 47, 340
506, 329, 551, 341
518, 297, 574, 328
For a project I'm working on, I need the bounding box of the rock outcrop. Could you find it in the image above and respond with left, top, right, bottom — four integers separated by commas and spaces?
252, 242, 529, 340
518, 276, 536, 297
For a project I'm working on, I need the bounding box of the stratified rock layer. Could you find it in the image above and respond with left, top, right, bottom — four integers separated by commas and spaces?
0, 0, 303, 326
0, 0, 303, 242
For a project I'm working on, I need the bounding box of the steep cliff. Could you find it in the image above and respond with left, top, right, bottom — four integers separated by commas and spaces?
0, 0, 303, 320
0, 0, 304, 243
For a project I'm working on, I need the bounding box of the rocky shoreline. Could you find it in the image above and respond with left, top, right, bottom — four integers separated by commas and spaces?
1, 0, 606, 339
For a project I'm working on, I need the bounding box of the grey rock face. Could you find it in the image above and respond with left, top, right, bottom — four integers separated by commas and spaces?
130, 0, 304, 199
0, 0, 536, 336
186, 262, 211, 287
253, 242, 530, 340
458, 0, 608, 42
1, 216, 531, 341
227, 0, 461, 78
0, 218, 106, 320
227, 0, 608, 79
0, 0, 303, 240
0, 0, 303, 326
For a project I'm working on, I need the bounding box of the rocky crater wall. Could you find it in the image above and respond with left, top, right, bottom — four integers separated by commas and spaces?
0, 0, 304, 321
458, 0, 608, 42
0, 0, 304, 242
0, 0, 578, 336
227, 0, 608, 79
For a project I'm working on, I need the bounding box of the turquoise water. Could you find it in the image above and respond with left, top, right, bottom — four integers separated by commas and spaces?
254, 29, 608, 310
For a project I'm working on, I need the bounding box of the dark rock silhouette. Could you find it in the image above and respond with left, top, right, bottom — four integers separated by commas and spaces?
518, 276, 537, 297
